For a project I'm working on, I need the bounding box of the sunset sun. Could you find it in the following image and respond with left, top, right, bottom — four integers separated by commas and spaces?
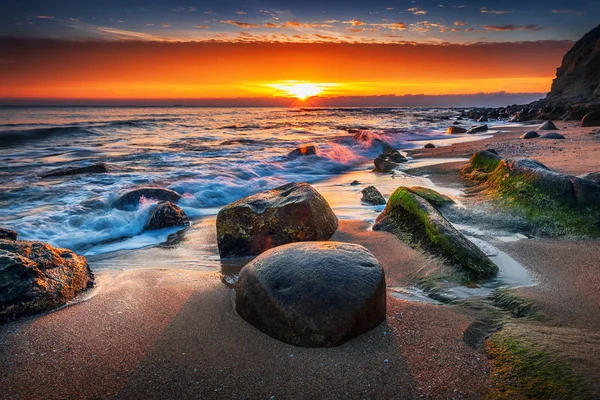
266, 81, 337, 100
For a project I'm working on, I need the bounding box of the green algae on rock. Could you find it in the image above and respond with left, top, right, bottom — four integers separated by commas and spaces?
373, 187, 498, 280
407, 186, 454, 207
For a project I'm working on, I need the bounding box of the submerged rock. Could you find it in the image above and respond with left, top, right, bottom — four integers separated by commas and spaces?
216, 182, 338, 258
538, 120, 558, 130
373, 187, 497, 280
361, 186, 386, 205
144, 201, 189, 231
235, 241, 386, 347
42, 163, 109, 178
466, 125, 488, 134
114, 187, 182, 211
541, 132, 565, 139
446, 126, 468, 134
424, 143, 436, 149
0, 228, 17, 240
581, 110, 600, 127
520, 131, 540, 139
388, 151, 408, 163
287, 144, 317, 159
0, 240, 94, 322
373, 154, 399, 173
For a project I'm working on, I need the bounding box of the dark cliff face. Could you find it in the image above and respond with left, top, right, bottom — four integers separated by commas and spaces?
545, 24, 600, 107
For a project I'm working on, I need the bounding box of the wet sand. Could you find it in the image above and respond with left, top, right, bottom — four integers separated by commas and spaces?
2, 119, 600, 399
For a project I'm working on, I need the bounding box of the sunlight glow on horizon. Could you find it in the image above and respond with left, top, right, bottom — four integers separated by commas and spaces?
265, 81, 340, 100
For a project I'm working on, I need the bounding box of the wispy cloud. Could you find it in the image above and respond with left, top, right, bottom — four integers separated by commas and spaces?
484, 24, 544, 32
552, 9, 585, 14
35, 15, 55, 19
220, 20, 259, 29
172, 6, 196, 12
407, 7, 427, 15
344, 20, 366, 26
236, 11, 247, 15
195, 25, 209, 29
480, 8, 514, 14
454, 21, 466, 26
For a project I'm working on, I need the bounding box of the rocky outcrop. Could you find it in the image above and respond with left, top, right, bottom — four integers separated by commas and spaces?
467, 125, 488, 134
461, 151, 600, 234
373, 187, 498, 280
361, 186, 386, 205
287, 144, 317, 159
544, 24, 600, 109
581, 110, 600, 127
0, 228, 17, 240
538, 121, 558, 131
407, 187, 454, 207
216, 182, 338, 258
373, 150, 407, 173
235, 241, 386, 347
114, 187, 182, 211
144, 201, 189, 230
520, 131, 540, 139
447, 126, 467, 134
42, 163, 108, 178
0, 239, 94, 322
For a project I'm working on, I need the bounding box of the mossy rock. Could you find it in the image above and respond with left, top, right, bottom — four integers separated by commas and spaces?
408, 186, 454, 207
373, 187, 498, 280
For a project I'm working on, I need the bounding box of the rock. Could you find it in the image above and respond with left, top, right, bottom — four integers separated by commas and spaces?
353, 131, 393, 153
0, 240, 94, 322
287, 145, 317, 159
544, 24, 600, 109
235, 241, 386, 347
520, 131, 540, 139
452, 121, 460, 125
477, 116, 488, 122
538, 120, 558, 130
144, 201, 190, 230
361, 186, 386, 205
0, 228, 17, 240
42, 163, 109, 178
350, 180, 360, 186
221, 139, 257, 145
446, 126, 467, 134
373, 154, 400, 173
114, 187, 182, 211
216, 182, 338, 258
424, 143, 436, 149
581, 110, 600, 127
388, 151, 408, 163
373, 187, 498, 280
577, 172, 600, 183
407, 187, 453, 207
541, 132, 565, 139
466, 125, 488, 134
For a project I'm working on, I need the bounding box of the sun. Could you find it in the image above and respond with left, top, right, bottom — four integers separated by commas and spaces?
266, 81, 337, 100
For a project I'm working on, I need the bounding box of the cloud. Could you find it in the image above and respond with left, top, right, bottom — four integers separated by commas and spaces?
264, 22, 279, 28
451, 28, 460, 32
484, 24, 544, 32
552, 9, 584, 14
480, 8, 514, 14
195, 25, 209, 29
465, 27, 475, 32
35, 15, 55, 19
162, 23, 171, 28
454, 21, 466, 26
95, 27, 167, 41
236, 11, 247, 15
324, 19, 339, 23
220, 20, 259, 29
407, 7, 427, 15
172, 7, 196, 12
344, 20, 366, 26
347, 28, 364, 33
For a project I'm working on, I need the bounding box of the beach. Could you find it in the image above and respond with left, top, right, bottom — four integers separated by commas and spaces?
2, 119, 600, 399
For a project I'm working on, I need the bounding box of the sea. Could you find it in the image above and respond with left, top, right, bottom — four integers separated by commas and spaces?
0, 106, 506, 258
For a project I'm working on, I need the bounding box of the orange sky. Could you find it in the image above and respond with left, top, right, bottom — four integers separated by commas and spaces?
0, 38, 572, 100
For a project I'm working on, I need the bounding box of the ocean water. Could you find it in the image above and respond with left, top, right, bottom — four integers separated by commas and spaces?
0, 106, 494, 255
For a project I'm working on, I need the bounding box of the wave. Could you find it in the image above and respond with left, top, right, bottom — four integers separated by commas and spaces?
0, 126, 96, 147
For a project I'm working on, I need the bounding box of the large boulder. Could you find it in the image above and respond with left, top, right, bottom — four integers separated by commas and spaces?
361, 186, 386, 205
216, 182, 338, 258
0, 228, 17, 240
544, 24, 600, 108
466, 125, 488, 134
520, 131, 540, 139
42, 163, 108, 178
0, 240, 94, 322
581, 110, 600, 127
373, 187, 498, 280
541, 132, 565, 139
144, 201, 190, 230
446, 126, 467, 134
114, 187, 182, 211
538, 120, 558, 130
235, 242, 386, 347
407, 187, 453, 207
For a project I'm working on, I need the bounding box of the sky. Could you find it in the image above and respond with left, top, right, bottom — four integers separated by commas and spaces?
0, 0, 598, 105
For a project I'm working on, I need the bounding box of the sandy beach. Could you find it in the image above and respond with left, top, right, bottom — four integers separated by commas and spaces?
2, 121, 600, 399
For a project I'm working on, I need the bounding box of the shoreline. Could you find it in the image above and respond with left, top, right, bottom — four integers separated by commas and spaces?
2, 120, 600, 398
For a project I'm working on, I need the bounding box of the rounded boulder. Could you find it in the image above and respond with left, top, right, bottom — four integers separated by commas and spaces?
216, 182, 338, 258
144, 201, 190, 230
114, 187, 182, 211
235, 241, 386, 347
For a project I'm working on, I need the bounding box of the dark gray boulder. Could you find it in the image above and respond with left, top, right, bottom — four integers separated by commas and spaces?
447, 126, 468, 134
373, 154, 399, 173
114, 187, 182, 211
144, 201, 190, 230
373, 187, 498, 280
581, 110, 600, 127
388, 151, 408, 163
466, 125, 488, 134
541, 132, 565, 139
538, 120, 558, 130
0, 240, 94, 322
235, 241, 386, 347
0, 228, 17, 240
424, 143, 436, 149
216, 182, 338, 258
361, 186, 386, 205
520, 131, 540, 139
42, 163, 108, 178
287, 145, 317, 159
